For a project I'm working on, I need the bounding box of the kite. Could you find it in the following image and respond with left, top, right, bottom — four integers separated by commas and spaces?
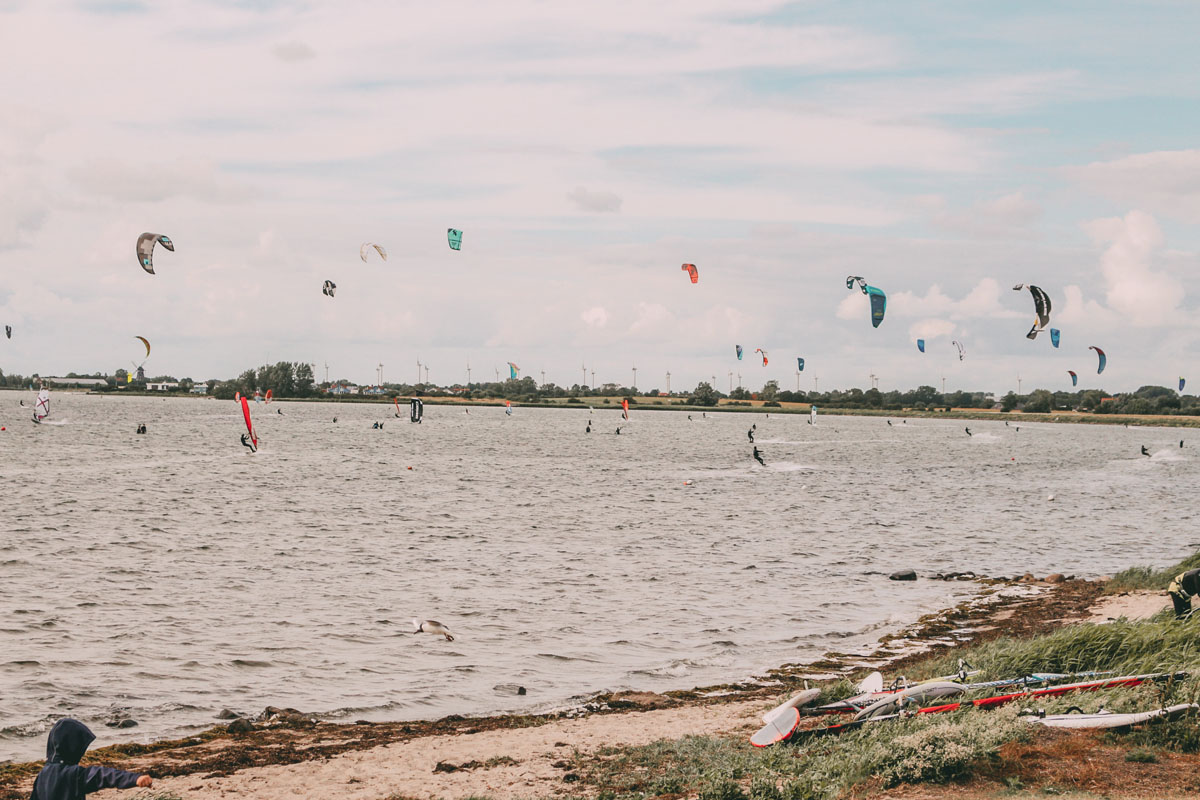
846, 276, 886, 328
953, 340, 965, 361
136, 233, 174, 275
917, 339, 925, 353
797, 357, 805, 372
681, 263, 698, 284
755, 348, 768, 366
360, 242, 387, 262
736, 345, 743, 361
1050, 328, 1060, 348
1180, 378, 1187, 393
5, 325, 10, 339
411, 398, 424, 423
1068, 370, 1078, 387
1090, 346, 1106, 374
322, 280, 337, 297
507, 362, 519, 380
134, 336, 150, 359
447, 228, 463, 250
1012, 284, 1051, 339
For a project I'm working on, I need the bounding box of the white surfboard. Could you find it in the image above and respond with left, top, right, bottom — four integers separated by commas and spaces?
1029, 703, 1198, 729
763, 688, 821, 723
750, 707, 800, 747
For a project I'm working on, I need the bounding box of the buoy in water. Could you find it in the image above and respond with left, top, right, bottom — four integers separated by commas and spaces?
407, 466, 413, 470
683, 480, 694, 486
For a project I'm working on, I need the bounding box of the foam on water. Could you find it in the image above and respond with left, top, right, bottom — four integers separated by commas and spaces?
1, 397, 1196, 760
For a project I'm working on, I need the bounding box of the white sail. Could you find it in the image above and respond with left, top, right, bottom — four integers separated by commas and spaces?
810, 406, 817, 425
34, 389, 50, 421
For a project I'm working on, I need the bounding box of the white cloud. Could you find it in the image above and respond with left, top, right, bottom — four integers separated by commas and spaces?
568, 186, 622, 213
580, 306, 608, 327
1066, 150, 1200, 224
1082, 210, 1185, 326
925, 191, 1042, 238
908, 318, 956, 342
272, 42, 315, 62
67, 158, 256, 204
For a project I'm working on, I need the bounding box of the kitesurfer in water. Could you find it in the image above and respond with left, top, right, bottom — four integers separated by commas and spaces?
964, 427, 972, 437
747, 428, 755, 443
752, 446, 765, 466
687, 415, 692, 421
276, 408, 283, 415
887, 420, 892, 426
615, 427, 622, 435
1168, 568, 1200, 618
585, 422, 591, 433
135, 424, 146, 435
240, 433, 256, 453
1141, 445, 1150, 457
1181, 440, 1185, 448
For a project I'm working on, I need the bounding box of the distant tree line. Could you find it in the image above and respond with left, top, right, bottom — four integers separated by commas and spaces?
4, 363, 1199, 416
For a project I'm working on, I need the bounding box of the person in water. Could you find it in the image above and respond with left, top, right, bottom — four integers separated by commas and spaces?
1141, 445, 1150, 457
585, 422, 591, 433
964, 427, 972, 437
615, 427, 622, 435
887, 420, 892, 426
30, 718, 153, 800
1167, 568, 1200, 619
747, 428, 754, 443
752, 446, 765, 466
240, 433, 256, 453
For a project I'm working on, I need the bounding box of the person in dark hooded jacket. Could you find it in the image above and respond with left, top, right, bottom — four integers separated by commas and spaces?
30, 718, 152, 800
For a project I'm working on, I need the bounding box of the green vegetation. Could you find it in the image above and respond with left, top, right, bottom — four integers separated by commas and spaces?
565, 555, 1200, 800
1107, 550, 1200, 593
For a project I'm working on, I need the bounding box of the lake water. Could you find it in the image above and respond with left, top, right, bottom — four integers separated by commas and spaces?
2, 394, 1196, 761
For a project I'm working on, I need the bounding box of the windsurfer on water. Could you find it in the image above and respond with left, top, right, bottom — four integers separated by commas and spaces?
240, 433, 257, 453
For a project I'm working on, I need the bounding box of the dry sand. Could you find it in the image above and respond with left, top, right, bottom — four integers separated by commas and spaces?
1085, 590, 1169, 622
107, 699, 764, 800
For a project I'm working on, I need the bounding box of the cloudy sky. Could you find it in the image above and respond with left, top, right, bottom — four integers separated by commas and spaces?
2, 0, 1199, 394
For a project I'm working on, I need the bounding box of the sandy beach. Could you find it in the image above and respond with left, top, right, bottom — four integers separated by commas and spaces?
18, 579, 1167, 800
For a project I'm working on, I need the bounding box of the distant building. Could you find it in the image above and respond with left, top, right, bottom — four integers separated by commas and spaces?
190, 384, 208, 394
327, 384, 360, 395
146, 382, 180, 391
361, 385, 388, 396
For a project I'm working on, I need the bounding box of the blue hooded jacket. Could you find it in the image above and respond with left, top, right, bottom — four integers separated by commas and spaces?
30, 719, 141, 800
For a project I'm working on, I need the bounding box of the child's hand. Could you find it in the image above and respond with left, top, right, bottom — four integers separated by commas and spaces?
136, 775, 153, 788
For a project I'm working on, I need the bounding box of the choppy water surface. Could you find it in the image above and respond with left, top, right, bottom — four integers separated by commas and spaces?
2, 394, 1197, 760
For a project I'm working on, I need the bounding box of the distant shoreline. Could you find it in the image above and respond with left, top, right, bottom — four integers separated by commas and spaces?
24, 387, 1200, 428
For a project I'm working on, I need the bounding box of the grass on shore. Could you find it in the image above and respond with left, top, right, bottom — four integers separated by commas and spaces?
1107, 550, 1200, 593
564, 567, 1200, 800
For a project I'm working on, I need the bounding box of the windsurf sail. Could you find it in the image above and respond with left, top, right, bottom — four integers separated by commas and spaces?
622, 397, 629, 420
240, 395, 257, 449
265, 389, 273, 404
410, 397, 424, 423
810, 406, 817, 425
507, 362, 519, 380
33, 388, 49, 422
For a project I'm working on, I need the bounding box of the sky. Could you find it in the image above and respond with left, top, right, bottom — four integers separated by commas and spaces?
2, 1, 1200, 395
